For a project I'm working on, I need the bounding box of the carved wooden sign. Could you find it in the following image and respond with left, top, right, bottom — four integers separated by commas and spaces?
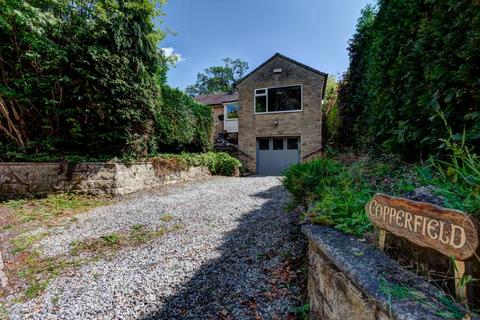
365, 193, 479, 261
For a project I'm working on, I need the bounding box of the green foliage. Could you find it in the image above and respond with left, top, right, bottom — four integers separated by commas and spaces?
283, 158, 373, 236
25, 281, 49, 299
100, 233, 120, 246
185, 58, 249, 96
323, 76, 341, 145
435, 111, 480, 190
160, 152, 241, 176
283, 158, 344, 206
293, 303, 310, 319
2, 193, 110, 224
0, 0, 211, 161
283, 152, 480, 236
338, 0, 480, 159
157, 86, 213, 153
0, 0, 168, 159
156, 152, 242, 176
337, 5, 376, 147
379, 278, 427, 302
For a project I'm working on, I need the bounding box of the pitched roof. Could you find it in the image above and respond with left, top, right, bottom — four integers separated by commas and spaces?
234, 53, 328, 97
194, 92, 239, 106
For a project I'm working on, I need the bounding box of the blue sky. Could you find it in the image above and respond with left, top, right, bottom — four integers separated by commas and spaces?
159, 0, 374, 90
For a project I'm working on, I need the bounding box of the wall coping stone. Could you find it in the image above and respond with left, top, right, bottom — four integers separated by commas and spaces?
0, 162, 212, 197
302, 225, 475, 320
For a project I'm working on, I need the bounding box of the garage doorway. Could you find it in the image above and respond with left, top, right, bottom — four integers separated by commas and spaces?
256, 137, 300, 175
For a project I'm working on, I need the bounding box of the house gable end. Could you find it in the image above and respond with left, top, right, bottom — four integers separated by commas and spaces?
235, 53, 328, 96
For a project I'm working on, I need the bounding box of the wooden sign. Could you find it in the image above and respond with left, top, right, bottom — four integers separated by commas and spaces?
365, 194, 479, 261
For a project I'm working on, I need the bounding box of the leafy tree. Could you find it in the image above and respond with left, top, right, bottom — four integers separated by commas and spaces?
0, 0, 168, 159
337, 5, 376, 147
185, 58, 248, 96
157, 85, 212, 152
0, 0, 212, 161
338, 0, 480, 160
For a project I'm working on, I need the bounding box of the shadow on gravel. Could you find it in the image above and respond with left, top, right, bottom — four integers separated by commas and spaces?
142, 182, 307, 320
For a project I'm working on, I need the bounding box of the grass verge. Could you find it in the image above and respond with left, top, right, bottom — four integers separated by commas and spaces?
70, 223, 184, 255
1, 193, 112, 229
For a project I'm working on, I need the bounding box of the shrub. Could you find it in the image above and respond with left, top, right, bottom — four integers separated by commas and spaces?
284, 153, 480, 237
284, 158, 373, 236
157, 86, 213, 153
159, 152, 241, 176
283, 159, 344, 205
208, 152, 241, 176
151, 156, 188, 175
421, 122, 480, 215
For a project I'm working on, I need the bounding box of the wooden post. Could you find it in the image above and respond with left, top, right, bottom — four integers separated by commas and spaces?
454, 260, 473, 303
378, 229, 387, 251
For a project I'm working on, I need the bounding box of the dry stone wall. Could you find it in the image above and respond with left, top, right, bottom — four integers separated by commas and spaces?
0, 162, 210, 197
302, 225, 473, 320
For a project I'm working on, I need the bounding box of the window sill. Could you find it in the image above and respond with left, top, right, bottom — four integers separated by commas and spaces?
254, 110, 303, 115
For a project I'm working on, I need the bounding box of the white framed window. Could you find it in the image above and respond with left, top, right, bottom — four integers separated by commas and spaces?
254, 85, 303, 114
224, 102, 239, 120
255, 89, 267, 113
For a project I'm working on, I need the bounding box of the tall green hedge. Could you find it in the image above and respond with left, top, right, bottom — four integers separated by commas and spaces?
338, 0, 480, 160
157, 86, 212, 153
0, 0, 212, 161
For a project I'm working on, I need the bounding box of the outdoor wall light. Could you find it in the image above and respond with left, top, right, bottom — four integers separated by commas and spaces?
274, 120, 279, 126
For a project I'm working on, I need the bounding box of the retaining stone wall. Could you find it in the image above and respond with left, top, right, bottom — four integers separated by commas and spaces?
302, 225, 473, 320
0, 162, 210, 197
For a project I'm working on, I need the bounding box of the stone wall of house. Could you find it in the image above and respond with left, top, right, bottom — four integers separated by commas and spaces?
0, 162, 210, 197
236, 55, 325, 173
303, 225, 461, 320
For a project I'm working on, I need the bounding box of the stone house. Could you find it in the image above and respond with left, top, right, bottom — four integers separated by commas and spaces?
195, 53, 327, 175
195, 92, 239, 139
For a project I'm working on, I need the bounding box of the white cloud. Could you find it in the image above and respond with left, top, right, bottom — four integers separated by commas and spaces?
161, 47, 185, 64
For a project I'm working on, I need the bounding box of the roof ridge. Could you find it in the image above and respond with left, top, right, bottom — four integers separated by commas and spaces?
234, 53, 328, 87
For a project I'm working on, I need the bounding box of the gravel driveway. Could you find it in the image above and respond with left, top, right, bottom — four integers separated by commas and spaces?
8, 176, 306, 320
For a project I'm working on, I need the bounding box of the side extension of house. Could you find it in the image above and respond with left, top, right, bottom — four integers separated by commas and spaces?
195, 53, 327, 175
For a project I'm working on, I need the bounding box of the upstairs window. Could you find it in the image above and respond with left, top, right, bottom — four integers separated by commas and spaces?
255, 89, 267, 113
254, 85, 302, 113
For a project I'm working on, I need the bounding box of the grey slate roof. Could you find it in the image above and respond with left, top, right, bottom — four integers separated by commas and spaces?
194, 92, 239, 106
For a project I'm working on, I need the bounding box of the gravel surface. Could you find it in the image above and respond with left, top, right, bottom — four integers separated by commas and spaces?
7, 176, 306, 320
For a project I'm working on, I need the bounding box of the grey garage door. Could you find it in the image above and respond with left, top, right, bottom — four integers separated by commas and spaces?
256, 137, 300, 175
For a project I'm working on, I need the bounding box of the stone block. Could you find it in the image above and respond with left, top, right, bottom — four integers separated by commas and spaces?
303, 225, 456, 320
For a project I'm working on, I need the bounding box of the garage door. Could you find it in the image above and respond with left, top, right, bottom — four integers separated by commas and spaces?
257, 137, 300, 175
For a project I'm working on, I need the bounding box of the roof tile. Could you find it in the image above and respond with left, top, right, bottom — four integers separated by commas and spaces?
194, 92, 239, 105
